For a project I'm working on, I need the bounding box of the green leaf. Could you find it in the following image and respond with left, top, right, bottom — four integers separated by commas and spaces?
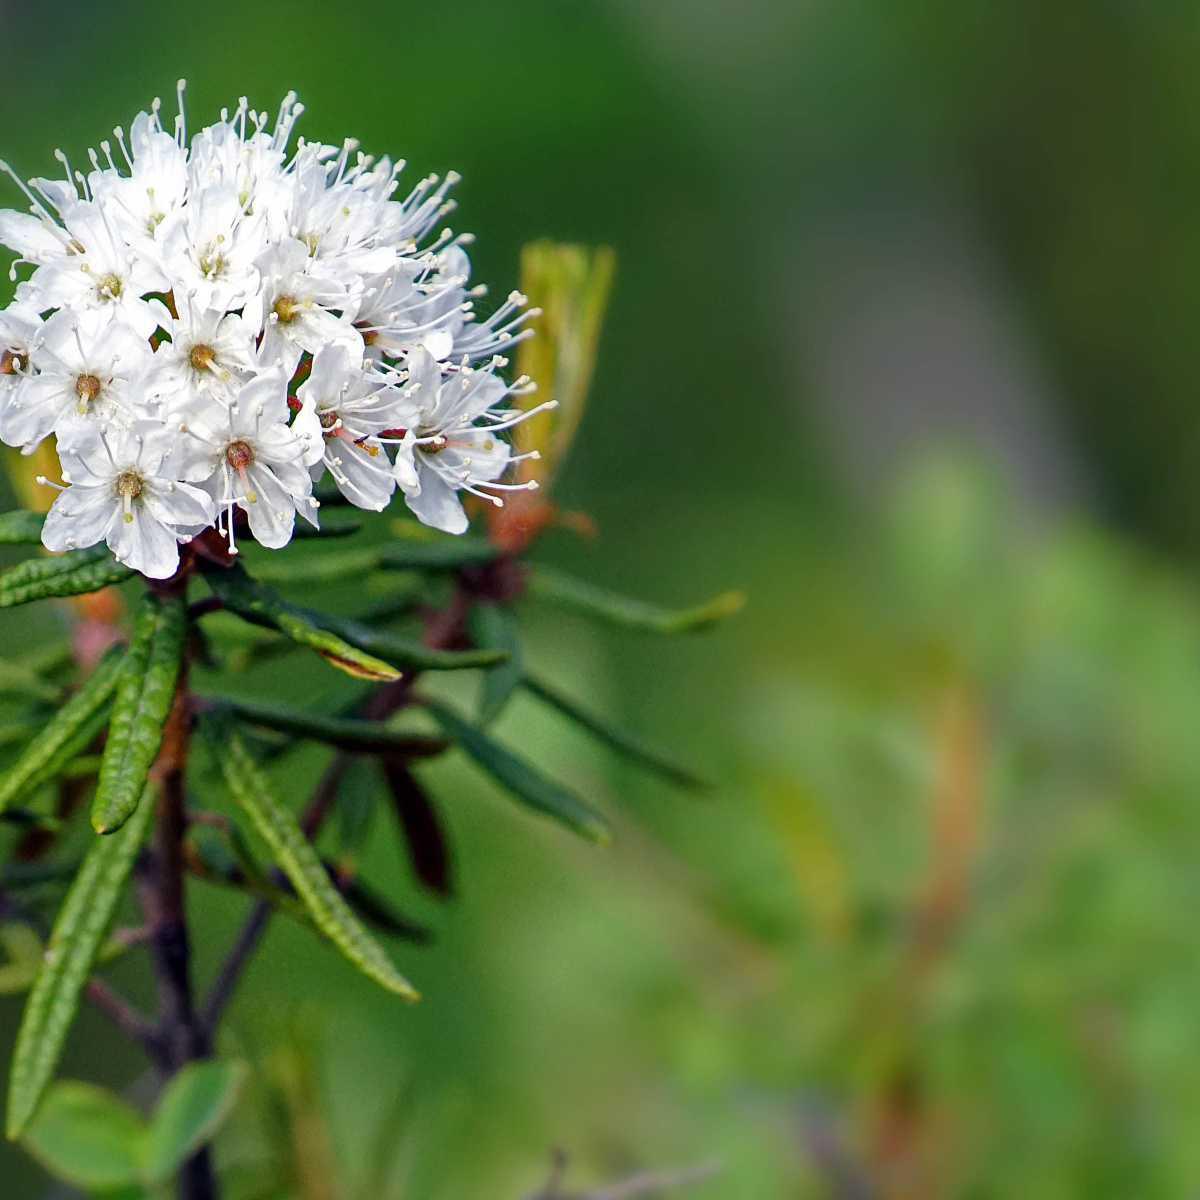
521, 674, 707, 790
291, 516, 363, 540
0, 546, 133, 607
246, 544, 384, 585
205, 695, 450, 757
425, 701, 610, 843
296, 609, 507, 673
0, 642, 74, 704
143, 1060, 246, 1185
470, 603, 523, 724
203, 720, 420, 1001
336, 756, 381, 875
527, 565, 745, 634
20, 1081, 146, 1190
0, 510, 46, 545
201, 561, 503, 674
7, 788, 155, 1138
200, 562, 402, 682
386, 518, 498, 563
92, 592, 187, 835
0, 646, 125, 814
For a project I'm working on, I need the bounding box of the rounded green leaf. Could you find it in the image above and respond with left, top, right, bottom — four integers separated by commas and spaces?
143, 1060, 246, 1185
20, 1081, 146, 1190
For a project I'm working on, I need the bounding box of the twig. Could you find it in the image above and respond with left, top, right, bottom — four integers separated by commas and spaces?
137, 660, 218, 1200
199, 899, 271, 1034
85, 979, 169, 1068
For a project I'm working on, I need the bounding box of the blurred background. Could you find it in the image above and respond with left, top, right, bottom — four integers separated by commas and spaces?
4, 0, 1200, 1195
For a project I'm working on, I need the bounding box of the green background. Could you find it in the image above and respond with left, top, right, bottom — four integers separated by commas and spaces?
4, 1, 1200, 1195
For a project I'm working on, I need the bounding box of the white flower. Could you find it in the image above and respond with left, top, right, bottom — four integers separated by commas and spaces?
0, 301, 43, 396
146, 293, 256, 412
0, 309, 153, 451
250, 238, 362, 375
353, 255, 466, 361
93, 108, 190, 266
177, 371, 323, 551
294, 344, 401, 510
0, 85, 544, 573
161, 184, 267, 312
20, 202, 167, 339
41, 424, 215, 579
388, 349, 550, 534
283, 146, 399, 283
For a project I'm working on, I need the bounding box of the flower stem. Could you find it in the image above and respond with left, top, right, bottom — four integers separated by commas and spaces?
137, 626, 219, 1199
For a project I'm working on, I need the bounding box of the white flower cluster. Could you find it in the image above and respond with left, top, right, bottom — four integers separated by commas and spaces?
0, 85, 550, 578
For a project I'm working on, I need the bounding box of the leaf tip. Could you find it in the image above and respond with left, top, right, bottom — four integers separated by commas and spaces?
701, 589, 747, 625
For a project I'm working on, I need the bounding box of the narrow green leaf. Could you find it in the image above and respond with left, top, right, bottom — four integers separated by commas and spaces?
143, 1060, 246, 1185
291, 517, 363, 540
201, 563, 401, 682
335, 756, 381, 875
187, 825, 308, 922
470, 603, 523, 725
0, 546, 133, 607
6, 789, 155, 1138
301, 609, 508, 672
0, 510, 45, 545
204, 720, 420, 1001
0, 657, 64, 703
379, 539, 497, 571
0, 646, 125, 814
521, 674, 707, 789
201, 561, 502, 674
19, 1081, 146, 1190
92, 593, 186, 835
425, 701, 610, 843
247, 544, 384, 585
527, 565, 745, 634
204, 695, 450, 757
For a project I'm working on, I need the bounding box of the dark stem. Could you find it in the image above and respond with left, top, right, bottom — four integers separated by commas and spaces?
138, 659, 218, 1200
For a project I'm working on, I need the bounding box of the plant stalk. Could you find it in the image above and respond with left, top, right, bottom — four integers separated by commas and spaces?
138, 630, 218, 1199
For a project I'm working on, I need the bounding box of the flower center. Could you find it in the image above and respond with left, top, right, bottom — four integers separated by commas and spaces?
199, 238, 228, 279
115, 470, 144, 523
189, 343, 217, 372
225, 439, 255, 470
74, 374, 103, 409
0, 349, 25, 375
319, 409, 339, 431
273, 295, 301, 325
96, 274, 123, 300
115, 471, 144, 500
